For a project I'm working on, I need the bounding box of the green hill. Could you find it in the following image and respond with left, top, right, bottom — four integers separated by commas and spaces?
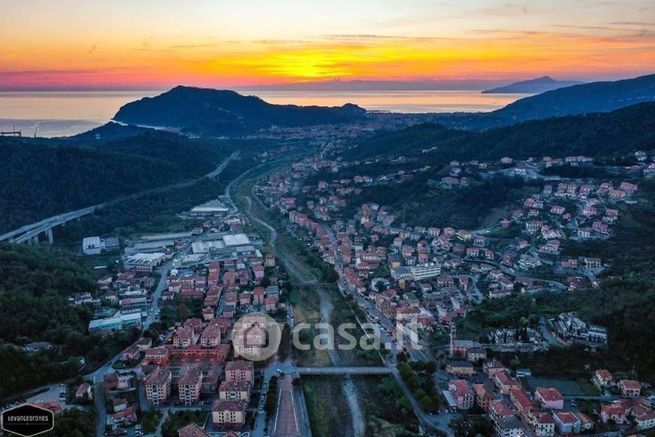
0, 243, 137, 398
348, 102, 655, 162
0, 132, 229, 231
492, 73, 655, 123
426, 73, 655, 130
113, 85, 367, 136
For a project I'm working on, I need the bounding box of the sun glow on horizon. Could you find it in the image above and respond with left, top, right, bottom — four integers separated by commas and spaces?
2, 0, 655, 90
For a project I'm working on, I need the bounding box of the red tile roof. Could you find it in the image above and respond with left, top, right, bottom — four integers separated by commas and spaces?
536, 387, 564, 402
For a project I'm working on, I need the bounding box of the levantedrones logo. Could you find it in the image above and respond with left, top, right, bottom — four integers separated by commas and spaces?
232, 312, 282, 362
1, 403, 54, 437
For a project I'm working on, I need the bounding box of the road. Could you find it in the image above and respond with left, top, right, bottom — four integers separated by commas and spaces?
539, 316, 566, 347
237, 169, 454, 436
234, 169, 370, 436
390, 367, 455, 437
144, 260, 173, 329
271, 364, 393, 375
321, 224, 431, 362
244, 196, 278, 249
24, 383, 70, 409
22, 151, 446, 436
88, 344, 135, 437
272, 375, 302, 437
1, 207, 98, 243
462, 257, 567, 291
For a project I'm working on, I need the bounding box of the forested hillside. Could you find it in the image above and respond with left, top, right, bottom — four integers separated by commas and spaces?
492, 73, 655, 123
0, 132, 228, 232
0, 244, 136, 397
348, 102, 655, 162
113, 85, 367, 135
460, 179, 655, 379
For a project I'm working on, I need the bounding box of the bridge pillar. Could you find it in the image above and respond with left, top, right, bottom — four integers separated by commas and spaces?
46, 228, 54, 245
30, 235, 39, 245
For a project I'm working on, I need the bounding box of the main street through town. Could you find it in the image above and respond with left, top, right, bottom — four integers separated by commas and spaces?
233, 163, 456, 437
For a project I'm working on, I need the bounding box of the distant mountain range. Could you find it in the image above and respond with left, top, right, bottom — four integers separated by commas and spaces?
482, 76, 581, 94
71, 122, 155, 141
243, 79, 512, 91
110, 74, 655, 135
431, 73, 655, 130
491, 73, 655, 124
113, 86, 367, 136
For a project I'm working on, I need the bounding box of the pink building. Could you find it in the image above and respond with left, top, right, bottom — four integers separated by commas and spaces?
535, 387, 564, 410
225, 361, 254, 384
601, 404, 628, 424
619, 379, 641, 398
178, 366, 202, 406
448, 380, 474, 410
144, 367, 172, 406
253, 264, 265, 280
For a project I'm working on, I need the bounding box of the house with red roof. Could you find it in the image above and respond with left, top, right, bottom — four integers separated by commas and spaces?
447, 379, 474, 410
493, 371, 522, 394
510, 388, 535, 419
593, 369, 613, 389
619, 379, 641, 398
473, 383, 495, 411
489, 399, 516, 424
635, 408, 655, 430
533, 412, 555, 437
178, 423, 209, 437
553, 411, 581, 434
601, 404, 629, 424
535, 387, 564, 410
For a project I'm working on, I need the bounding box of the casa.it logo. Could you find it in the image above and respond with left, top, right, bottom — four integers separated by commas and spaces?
231, 312, 281, 362
1, 403, 55, 437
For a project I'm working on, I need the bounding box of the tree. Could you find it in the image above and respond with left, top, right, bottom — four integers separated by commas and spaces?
419, 395, 433, 411
177, 302, 191, 320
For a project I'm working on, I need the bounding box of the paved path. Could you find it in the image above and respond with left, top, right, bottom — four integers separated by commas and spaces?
144, 260, 172, 329
273, 376, 302, 437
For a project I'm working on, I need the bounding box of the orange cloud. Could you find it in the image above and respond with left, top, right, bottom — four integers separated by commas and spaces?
1, 29, 654, 89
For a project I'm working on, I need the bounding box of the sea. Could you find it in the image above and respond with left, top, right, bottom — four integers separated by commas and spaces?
0, 89, 527, 138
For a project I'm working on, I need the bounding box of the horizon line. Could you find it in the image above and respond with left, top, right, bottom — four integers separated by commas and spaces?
1, 72, 652, 93
0, 76, 589, 93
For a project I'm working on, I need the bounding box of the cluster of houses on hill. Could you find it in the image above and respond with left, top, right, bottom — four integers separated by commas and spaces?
442, 346, 655, 436
549, 312, 608, 347
253, 149, 644, 349
592, 369, 655, 432
85, 269, 159, 332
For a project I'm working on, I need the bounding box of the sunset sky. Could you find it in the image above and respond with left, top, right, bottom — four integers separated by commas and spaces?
2, 0, 655, 90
